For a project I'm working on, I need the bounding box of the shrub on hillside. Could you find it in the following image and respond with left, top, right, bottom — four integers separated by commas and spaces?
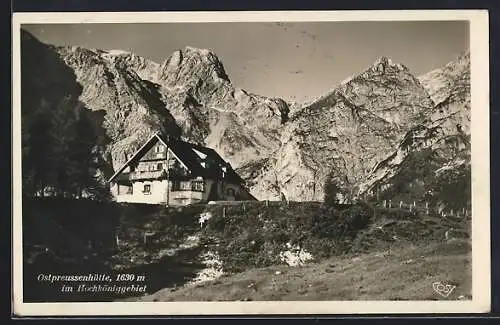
201, 201, 376, 273
323, 172, 355, 206
431, 163, 471, 211
323, 174, 342, 206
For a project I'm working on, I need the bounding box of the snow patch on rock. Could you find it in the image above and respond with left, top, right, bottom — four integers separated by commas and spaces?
189, 251, 224, 285
108, 49, 131, 56
279, 242, 314, 266
179, 234, 200, 250
198, 211, 213, 228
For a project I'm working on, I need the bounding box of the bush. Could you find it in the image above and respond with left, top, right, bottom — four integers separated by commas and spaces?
323, 174, 341, 207
201, 201, 377, 273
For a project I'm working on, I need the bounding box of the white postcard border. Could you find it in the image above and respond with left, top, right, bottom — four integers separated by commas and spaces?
11, 10, 490, 316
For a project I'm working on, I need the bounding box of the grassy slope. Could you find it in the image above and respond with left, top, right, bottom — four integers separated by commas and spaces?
24, 198, 471, 302
197, 202, 470, 274
130, 239, 471, 302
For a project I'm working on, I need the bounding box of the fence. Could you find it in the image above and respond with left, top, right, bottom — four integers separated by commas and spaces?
377, 199, 470, 218
197, 199, 470, 217
115, 199, 470, 248
187, 198, 471, 219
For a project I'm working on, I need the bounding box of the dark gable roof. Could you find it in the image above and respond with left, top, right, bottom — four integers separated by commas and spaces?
188, 141, 245, 184
108, 133, 162, 182
161, 134, 244, 183
108, 132, 244, 184
160, 135, 205, 175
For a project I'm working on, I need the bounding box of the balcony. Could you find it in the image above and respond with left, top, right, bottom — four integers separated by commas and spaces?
171, 180, 205, 192
115, 170, 166, 181
129, 170, 167, 181
169, 190, 204, 204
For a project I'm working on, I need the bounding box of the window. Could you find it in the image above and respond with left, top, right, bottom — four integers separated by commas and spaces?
155, 146, 165, 158
157, 163, 163, 170
180, 181, 191, 191
171, 181, 204, 192
171, 181, 190, 192
192, 181, 204, 192
118, 184, 133, 195
143, 184, 151, 194
227, 188, 235, 197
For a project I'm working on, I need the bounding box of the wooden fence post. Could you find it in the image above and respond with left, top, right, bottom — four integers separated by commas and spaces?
409, 204, 412, 212
383, 200, 386, 208
115, 232, 120, 249
222, 207, 226, 219
399, 201, 403, 209
266, 200, 269, 207
425, 202, 429, 215
144, 231, 154, 244
388, 200, 392, 209
243, 202, 246, 212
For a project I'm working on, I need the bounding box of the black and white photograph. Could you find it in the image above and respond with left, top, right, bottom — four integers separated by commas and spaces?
12, 10, 490, 316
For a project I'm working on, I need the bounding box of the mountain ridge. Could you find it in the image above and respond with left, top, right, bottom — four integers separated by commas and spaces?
20, 29, 470, 206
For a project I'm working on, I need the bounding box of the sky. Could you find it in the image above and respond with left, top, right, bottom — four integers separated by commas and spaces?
23, 21, 469, 103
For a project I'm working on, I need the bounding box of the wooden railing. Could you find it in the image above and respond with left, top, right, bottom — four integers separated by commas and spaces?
171, 180, 205, 192
128, 170, 166, 180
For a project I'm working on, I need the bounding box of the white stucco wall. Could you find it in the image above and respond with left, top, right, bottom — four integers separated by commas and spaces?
115, 180, 169, 204
114, 180, 205, 205
169, 190, 203, 205
113, 179, 251, 205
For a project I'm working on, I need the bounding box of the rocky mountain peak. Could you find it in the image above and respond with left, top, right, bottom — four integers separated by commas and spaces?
246, 54, 436, 201
358, 51, 471, 205
157, 46, 231, 86
370, 56, 409, 74
456, 50, 470, 65
55, 45, 102, 65
333, 55, 433, 127
339, 56, 411, 88
373, 55, 391, 67
101, 49, 160, 82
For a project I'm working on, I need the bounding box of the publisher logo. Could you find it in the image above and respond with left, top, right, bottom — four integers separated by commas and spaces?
432, 281, 456, 297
